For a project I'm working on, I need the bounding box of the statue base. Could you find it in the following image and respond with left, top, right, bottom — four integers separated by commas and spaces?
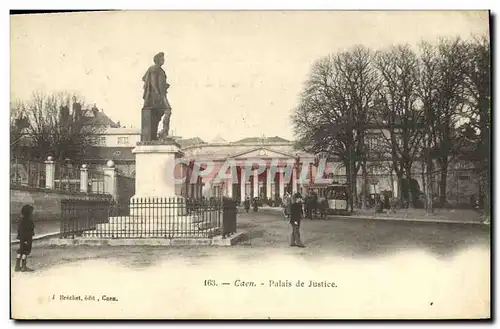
131, 139, 186, 215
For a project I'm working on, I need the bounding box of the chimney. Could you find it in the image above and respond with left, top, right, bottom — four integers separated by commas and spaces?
59, 105, 70, 123
72, 100, 82, 121
91, 103, 99, 118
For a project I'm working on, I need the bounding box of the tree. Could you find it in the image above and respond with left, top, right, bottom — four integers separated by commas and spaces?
462, 36, 491, 216
431, 38, 471, 205
417, 41, 441, 213
12, 91, 103, 162
292, 46, 378, 210
10, 100, 30, 158
374, 44, 424, 207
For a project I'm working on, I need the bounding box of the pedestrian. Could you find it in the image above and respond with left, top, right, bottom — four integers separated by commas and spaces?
252, 197, 259, 212
303, 193, 310, 219
244, 197, 250, 213
15, 204, 35, 272
318, 196, 328, 219
390, 197, 397, 214
289, 193, 305, 248
311, 192, 318, 219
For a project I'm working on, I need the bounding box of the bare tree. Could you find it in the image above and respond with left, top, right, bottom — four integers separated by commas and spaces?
462, 35, 491, 217
431, 38, 471, 205
417, 41, 442, 213
292, 46, 378, 210
10, 100, 30, 157
374, 44, 423, 207
14, 91, 103, 161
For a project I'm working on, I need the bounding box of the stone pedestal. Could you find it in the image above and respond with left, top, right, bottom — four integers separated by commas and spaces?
131, 139, 186, 216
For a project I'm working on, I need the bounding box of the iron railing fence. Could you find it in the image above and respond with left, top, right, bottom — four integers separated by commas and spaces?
60, 198, 111, 238
88, 169, 106, 195
60, 197, 238, 239
10, 157, 46, 188
54, 163, 80, 192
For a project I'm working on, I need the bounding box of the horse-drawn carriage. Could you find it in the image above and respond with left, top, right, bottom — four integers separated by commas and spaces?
308, 183, 352, 217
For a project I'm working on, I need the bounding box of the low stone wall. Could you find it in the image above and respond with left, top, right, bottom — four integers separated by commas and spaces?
10, 186, 111, 222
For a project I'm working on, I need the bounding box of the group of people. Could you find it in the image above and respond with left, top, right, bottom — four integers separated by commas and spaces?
243, 197, 259, 213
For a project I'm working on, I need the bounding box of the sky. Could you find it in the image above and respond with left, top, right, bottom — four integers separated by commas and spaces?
10, 10, 489, 142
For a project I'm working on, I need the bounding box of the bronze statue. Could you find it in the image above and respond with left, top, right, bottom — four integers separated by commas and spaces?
141, 52, 172, 141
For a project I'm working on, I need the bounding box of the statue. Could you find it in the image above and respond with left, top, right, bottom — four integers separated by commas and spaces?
141, 52, 172, 141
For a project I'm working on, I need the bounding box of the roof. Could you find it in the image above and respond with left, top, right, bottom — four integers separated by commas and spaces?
234, 136, 290, 144
82, 111, 119, 128
211, 134, 227, 143
177, 137, 206, 148
84, 146, 134, 161
100, 127, 141, 135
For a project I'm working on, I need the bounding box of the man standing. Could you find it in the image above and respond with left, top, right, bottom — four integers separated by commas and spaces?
142, 52, 172, 141
289, 193, 305, 248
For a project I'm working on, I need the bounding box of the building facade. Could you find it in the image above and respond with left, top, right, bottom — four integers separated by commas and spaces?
84, 115, 480, 205
87, 125, 406, 202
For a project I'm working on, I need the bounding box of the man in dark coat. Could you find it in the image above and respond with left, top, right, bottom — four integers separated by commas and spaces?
289, 193, 305, 248
15, 205, 35, 272
142, 52, 172, 139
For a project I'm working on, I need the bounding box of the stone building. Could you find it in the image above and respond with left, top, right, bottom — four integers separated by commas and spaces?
83, 115, 481, 205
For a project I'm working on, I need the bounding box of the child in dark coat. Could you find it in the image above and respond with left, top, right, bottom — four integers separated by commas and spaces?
15, 205, 35, 272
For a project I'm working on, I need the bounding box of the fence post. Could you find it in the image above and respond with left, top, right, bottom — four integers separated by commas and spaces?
103, 160, 117, 200
80, 164, 89, 193
45, 156, 55, 189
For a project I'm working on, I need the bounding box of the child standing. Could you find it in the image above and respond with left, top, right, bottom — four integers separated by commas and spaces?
14, 205, 35, 272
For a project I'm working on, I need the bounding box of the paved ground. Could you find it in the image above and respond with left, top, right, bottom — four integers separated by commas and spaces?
10, 211, 490, 319
11, 205, 485, 243
258, 206, 485, 224
10, 211, 490, 271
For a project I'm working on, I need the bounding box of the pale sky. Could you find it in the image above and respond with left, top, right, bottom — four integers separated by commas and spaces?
10, 11, 488, 142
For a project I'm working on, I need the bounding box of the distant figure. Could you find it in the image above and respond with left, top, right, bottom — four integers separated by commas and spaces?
390, 197, 397, 213
303, 194, 310, 219
252, 198, 259, 212
244, 197, 250, 213
304, 193, 316, 220
317, 196, 328, 219
15, 205, 35, 272
311, 192, 318, 219
383, 194, 390, 209
289, 193, 305, 248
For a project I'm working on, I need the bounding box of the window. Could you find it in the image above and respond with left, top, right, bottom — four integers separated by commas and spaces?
94, 136, 106, 146
117, 137, 129, 145
367, 137, 381, 151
